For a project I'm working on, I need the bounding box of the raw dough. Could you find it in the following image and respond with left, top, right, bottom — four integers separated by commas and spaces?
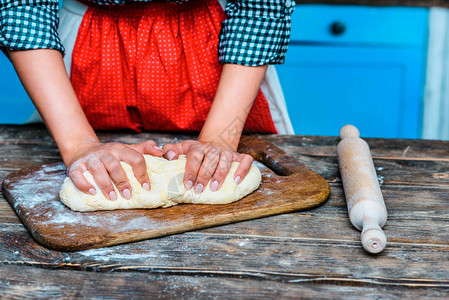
59, 155, 261, 212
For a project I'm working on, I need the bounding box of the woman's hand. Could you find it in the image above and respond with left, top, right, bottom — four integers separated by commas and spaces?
162, 140, 253, 193
165, 64, 266, 194
7, 49, 158, 201
159, 64, 267, 194
66, 140, 163, 200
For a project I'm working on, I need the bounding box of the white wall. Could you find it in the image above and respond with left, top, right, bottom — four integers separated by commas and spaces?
423, 7, 449, 140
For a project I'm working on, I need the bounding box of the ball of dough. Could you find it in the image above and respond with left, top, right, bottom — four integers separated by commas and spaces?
59, 155, 261, 212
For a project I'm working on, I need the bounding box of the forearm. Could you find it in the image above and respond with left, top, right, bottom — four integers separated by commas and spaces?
199, 63, 268, 150
8, 49, 99, 165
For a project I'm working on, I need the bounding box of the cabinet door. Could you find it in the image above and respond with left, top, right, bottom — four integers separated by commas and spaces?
277, 45, 425, 138
0, 55, 36, 124
277, 5, 428, 138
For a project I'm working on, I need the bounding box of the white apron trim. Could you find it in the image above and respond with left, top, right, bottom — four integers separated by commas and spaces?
59, 0, 88, 75
261, 65, 294, 134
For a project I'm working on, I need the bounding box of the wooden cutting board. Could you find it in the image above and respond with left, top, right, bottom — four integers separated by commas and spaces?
1, 136, 330, 251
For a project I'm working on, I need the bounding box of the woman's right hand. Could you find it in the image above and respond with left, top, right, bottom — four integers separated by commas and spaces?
66, 140, 163, 201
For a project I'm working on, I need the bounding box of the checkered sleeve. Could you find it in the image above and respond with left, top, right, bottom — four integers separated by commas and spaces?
218, 0, 295, 66
0, 0, 64, 55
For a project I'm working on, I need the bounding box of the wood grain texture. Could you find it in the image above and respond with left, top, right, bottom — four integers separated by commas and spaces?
2, 264, 449, 299
1, 125, 449, 298
1, 135, 329, 251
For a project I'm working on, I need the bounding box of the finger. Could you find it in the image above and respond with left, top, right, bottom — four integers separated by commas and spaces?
194, 148, 220, 194
68, 167, 97, 196
183, 147, 205, 191
233, 154, 254, 184
87, 157, 117, 201
129, 140, 163, 157
100, 153, 133, 200
117, 147, 151, 192
210, 150, 233, 192
162, 143, 182, 160
163, 140, 197, 160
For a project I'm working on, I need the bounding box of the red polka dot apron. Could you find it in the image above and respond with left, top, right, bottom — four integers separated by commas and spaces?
70, 0, 277, 133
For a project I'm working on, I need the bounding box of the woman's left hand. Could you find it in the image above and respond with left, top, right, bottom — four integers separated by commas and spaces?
162, 140, 253, 193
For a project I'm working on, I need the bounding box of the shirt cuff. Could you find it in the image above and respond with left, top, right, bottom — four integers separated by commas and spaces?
218, 0, 295, 66
0, 1, 64, 56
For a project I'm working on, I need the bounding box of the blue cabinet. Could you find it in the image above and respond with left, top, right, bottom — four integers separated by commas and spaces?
276, 5, 429, 138
0, 54, 36, 124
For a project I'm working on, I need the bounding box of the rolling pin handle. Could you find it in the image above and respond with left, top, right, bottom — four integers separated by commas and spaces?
340, 124, 360, 139
361, 225, 387, 254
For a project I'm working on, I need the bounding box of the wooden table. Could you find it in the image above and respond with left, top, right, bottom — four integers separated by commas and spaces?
1, 124, 449, 298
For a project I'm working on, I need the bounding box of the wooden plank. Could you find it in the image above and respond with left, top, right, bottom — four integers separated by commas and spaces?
267, 135, 449, 161
0, 203, 20, 225
3, 125, 449, 162
269, 152, 449, 188
3, 125, 449, 166
2, 225, 449, 284
1, 264, 448, 299
0, 125, 55, 145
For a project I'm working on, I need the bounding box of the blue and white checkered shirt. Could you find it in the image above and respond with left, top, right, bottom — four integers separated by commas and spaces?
0, 0, 295, 66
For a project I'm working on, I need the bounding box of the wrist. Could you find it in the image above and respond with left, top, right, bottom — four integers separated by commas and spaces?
197, 64, 266, 151
58, 135, 100, 166
198, 131, 241, 151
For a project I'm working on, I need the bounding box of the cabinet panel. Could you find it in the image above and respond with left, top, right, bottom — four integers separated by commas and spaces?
0, 55, 35, 124
277, 5, 428, 138
277, 45, 425, 138
291, 5, 428, 46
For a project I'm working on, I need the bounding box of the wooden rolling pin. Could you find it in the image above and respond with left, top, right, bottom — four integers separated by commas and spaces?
337, 125, 388, 254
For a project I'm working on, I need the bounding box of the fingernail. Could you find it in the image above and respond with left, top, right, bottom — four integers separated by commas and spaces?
194, 183, 204, 194
167, 151, 176, 160
234, 176, 241, 184
89, 188, 97, 195
109, 191, 117, 201
142, 182, 150, 191
123, 189, 132, 200
153, 145, 163, 151
185, 180, 193, 190
210, 180, 219, 192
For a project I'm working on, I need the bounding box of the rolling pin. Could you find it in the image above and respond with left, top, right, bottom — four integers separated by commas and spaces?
337, 125, 388, 254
